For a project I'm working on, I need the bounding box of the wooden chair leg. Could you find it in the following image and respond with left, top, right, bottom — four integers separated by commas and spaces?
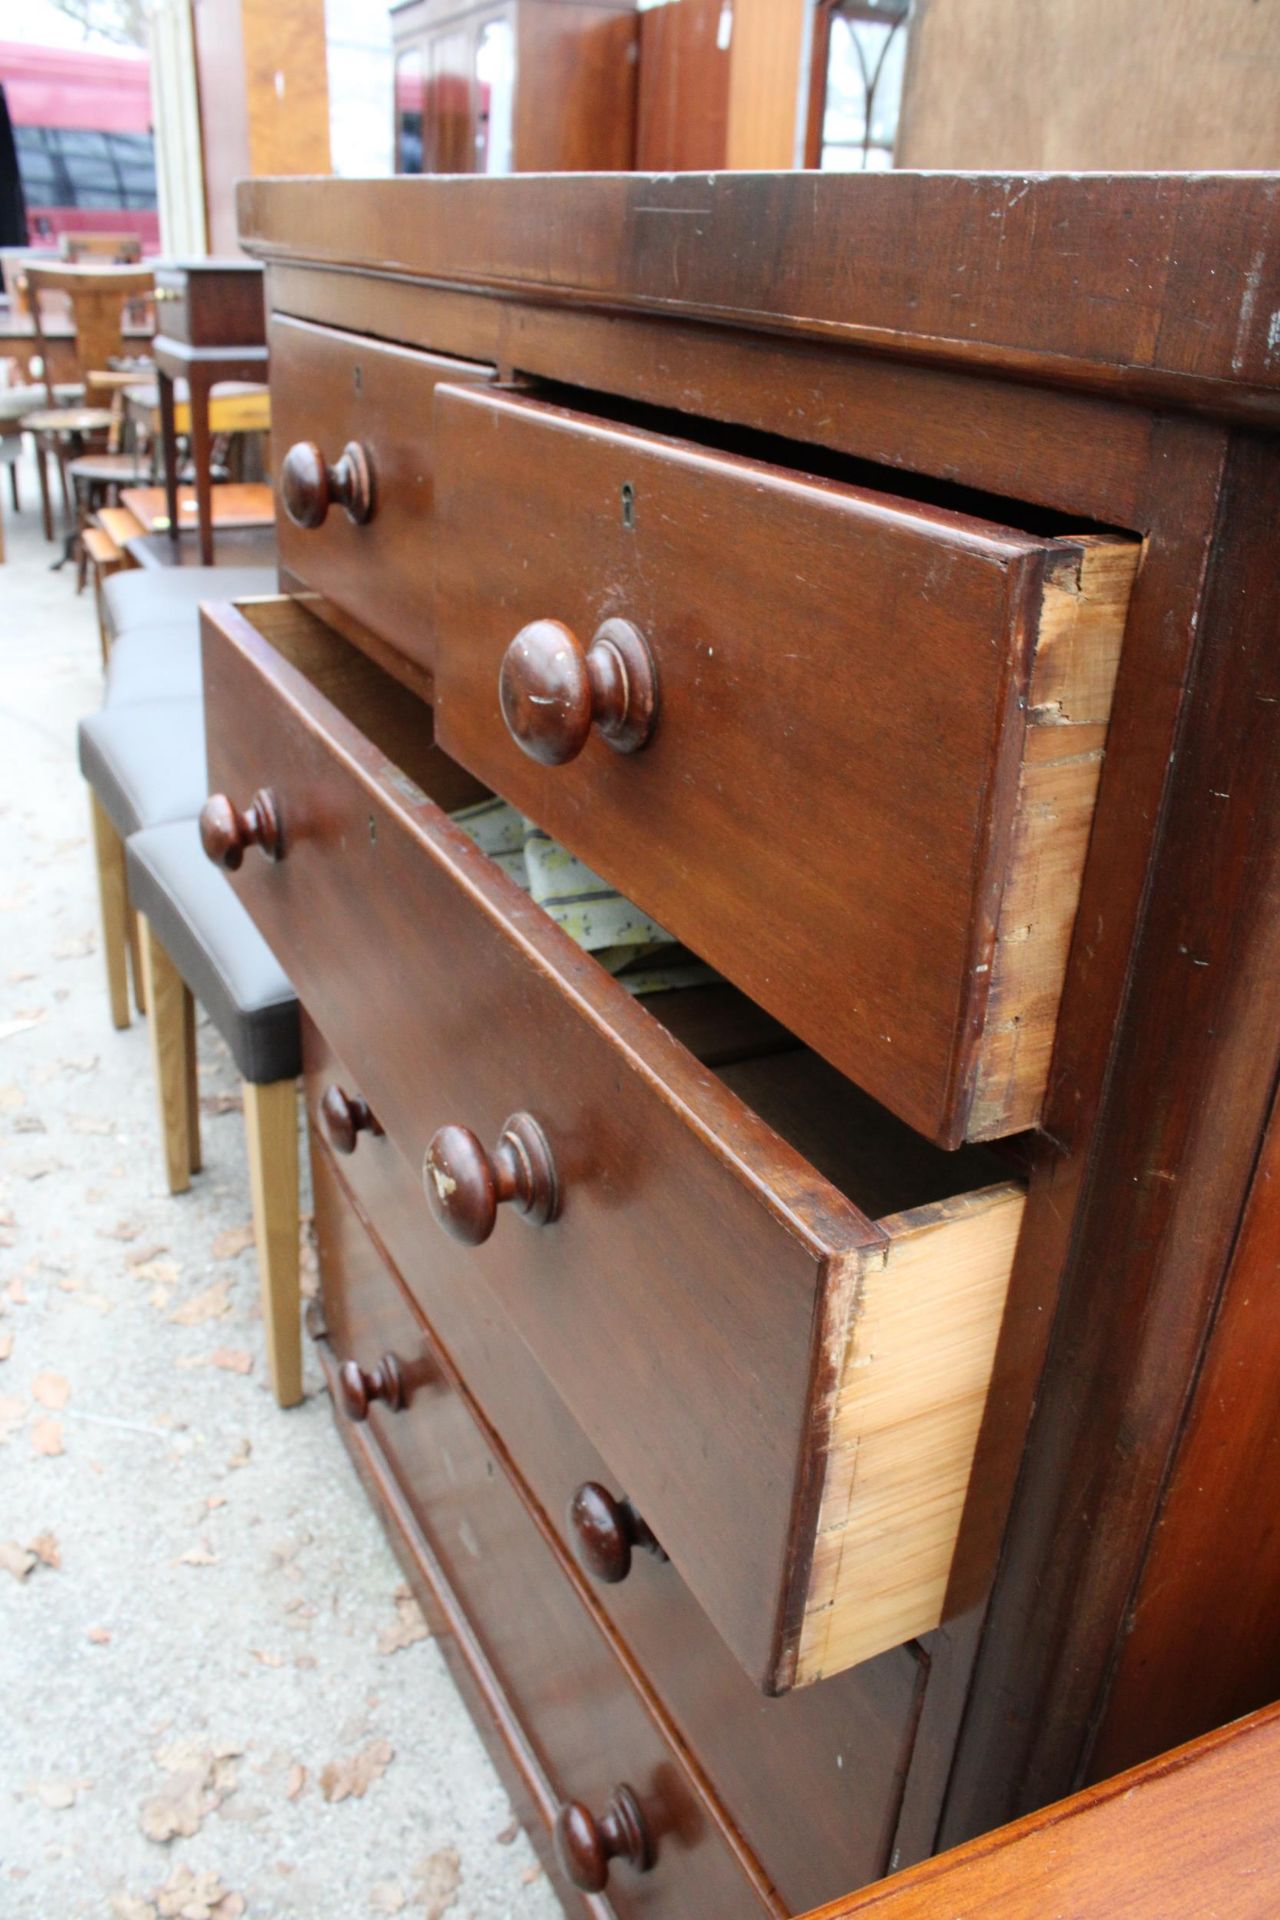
35, 440, 53, 542
185, 989, 202, 1175
88, 794, 130, 1030
129, 907, 147, 1016
242, 1078, 302, 1407
139, 917, 196, 1196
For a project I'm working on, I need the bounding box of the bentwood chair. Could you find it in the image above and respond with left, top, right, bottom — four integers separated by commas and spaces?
20, 264, 154, 548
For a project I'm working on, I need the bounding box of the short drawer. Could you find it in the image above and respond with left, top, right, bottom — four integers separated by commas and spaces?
202, 594, 1025, 1693
268, 314, 492, 683
306, 1018, 928, 1914
314, 1157, 772, 1919
431, 385, 1139, 1147
155, 264, 265, 346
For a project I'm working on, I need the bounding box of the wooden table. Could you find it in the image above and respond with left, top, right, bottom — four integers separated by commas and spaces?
120, 482, 274, 537
152, 261, 267, 565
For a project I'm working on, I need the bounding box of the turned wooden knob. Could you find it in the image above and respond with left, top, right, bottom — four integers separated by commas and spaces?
337, 1353, 404, 1422
499, 616, 657, 766
280, 439, 375, 529
422, 1112, 558, 1246
554, 1785, 654, 1893
568, 1483, 666, 1584
199, 788, 281, 870
319, 1084, 381, 1156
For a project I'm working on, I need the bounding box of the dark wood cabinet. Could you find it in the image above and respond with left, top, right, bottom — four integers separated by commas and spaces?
218, 170, 1280, 1913
391, 0, 637, 175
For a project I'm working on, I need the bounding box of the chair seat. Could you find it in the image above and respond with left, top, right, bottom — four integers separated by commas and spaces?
20, 406, 113, 435
102, 565, 277, 644
105, 629, 203, 707
68, 453, 149, 487
77, 701, 208, 838
126, 820, 299, 1085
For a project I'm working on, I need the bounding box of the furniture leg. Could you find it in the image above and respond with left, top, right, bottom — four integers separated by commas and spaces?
191, 374, 215, 566
56, 445, 73, 524
242, 1077, 302, 1407
139, 917, 196, 1196
88, 794, 130, 1031
35, 439, 53, 541
185, 987, 202, 1175
8, 460, 17, 510
129, 907, 147, 1017
158, 365, 180, 545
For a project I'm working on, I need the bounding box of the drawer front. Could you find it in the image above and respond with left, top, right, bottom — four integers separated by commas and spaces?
306, 1019, 926, 1915
432, 385, 1136, 1147
202, 598, 1023, 1694
269, 315, 491, 675
314, 1155, 774, 1920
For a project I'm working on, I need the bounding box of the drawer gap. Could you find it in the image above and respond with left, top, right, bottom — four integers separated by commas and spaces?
520, 380, 1139, 544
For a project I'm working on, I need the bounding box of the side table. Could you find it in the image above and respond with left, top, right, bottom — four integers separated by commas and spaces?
153, 261, 267, 566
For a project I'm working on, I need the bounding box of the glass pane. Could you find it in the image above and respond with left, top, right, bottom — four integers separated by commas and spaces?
54, 129, 110, 158
474, 17, 515, 175
394, 51, 425, 174
820, 5, 908, 172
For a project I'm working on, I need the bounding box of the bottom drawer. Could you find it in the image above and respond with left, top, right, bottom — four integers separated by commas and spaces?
314, 1152, 774, 1920
307, 1018, 928, 1913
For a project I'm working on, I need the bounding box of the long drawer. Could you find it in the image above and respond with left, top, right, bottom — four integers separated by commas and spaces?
430, 385, 1139, 1147
306, 1016, 928, 1914
201, 594, 1025, 1693
268, 314, 492, 683
314, 1150, 773, 1918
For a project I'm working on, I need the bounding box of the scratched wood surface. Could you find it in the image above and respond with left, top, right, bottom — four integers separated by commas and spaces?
236, 172, 1280, 415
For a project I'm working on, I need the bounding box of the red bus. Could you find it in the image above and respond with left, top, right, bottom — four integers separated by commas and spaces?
0, 41, 160, 250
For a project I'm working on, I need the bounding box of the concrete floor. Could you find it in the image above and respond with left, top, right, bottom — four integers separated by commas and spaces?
0, 474, 563, 1920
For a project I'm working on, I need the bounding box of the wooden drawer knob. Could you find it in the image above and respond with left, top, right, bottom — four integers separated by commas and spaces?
280, 439, 375, 529
568, 1482, 666, 1584
499, 616, 657, 765
319, 1084, 381, 1156
554, 1785, 654, 1893
198, 788, 281, 870
337, 1353, 404, 1422
422, 1112, 558, 1246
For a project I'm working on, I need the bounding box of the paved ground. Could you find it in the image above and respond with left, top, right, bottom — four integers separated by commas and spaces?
0, 471, 561, 1920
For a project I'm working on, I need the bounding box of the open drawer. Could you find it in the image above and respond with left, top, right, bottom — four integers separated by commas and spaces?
200, 594, 1026, 1693
432, 385, 1141, 1147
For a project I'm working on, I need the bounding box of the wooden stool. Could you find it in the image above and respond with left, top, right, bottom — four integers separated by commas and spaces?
77, 700, 209, 1028
126, 819, 302, 1407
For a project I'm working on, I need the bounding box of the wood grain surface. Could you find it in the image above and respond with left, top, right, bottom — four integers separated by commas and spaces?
236, 172, 1280, 416
1090, 1076, 1280, 1776
269, 314, 490, 668
201, 593, 1021, 1692
307, 1019, 929, 1913
433, 383, 1135, 1145
314, 1156, 775, 1917
803, 1701, 1280, 1919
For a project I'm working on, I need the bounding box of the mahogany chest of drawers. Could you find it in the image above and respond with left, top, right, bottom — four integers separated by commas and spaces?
203, 173, 1280, 1914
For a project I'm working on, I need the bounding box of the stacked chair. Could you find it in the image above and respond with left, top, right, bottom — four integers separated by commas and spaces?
76, 563, 306, 1406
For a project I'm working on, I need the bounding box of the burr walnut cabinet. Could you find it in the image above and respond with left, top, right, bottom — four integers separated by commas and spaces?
199, 172, 1280, 1914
